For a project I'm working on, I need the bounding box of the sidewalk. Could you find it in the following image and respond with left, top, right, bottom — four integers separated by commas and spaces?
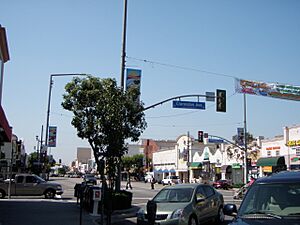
95, 205, 140, 225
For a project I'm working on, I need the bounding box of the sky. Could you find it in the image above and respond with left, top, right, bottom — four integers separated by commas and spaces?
1, 1, 300, 165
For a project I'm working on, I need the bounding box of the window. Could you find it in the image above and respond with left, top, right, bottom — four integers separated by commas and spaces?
296, 148, 300, 156
276, 151, 280, 156
16, 176, 23, 183
267, 151, 271, 157
203, 186, 215, 198
25, 176, 37, 183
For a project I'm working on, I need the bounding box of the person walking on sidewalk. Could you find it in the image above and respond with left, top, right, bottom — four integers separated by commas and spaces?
126, 173, 132, 189
150, 176, 156, 189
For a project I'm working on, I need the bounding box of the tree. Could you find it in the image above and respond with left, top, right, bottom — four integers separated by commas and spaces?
61, 76, 147, 189
122, 154, 144, 175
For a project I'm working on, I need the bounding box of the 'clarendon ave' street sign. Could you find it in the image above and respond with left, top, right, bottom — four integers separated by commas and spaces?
173, 100, 206, 110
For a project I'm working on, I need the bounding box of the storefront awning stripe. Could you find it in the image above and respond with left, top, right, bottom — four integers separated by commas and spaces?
256, 156, 285, 167
190, 162, 202, 168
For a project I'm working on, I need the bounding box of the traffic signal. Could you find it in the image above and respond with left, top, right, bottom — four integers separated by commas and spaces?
198, 131, 204, 143
216, 89, 226, 112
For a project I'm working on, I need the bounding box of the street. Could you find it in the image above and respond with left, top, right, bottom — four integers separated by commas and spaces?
0, 177, 241, 225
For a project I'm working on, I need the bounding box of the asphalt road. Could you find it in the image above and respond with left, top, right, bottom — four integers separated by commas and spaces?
0, 177, 241, 225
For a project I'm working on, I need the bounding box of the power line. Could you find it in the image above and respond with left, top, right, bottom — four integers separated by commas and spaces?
126, 56, 238, 79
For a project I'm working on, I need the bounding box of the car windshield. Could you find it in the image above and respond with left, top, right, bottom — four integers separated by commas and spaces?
239, 182, 300, 218
153, 188, 193, 203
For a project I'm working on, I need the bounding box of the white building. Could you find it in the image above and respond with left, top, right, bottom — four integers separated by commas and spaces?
257, 125, 300, 176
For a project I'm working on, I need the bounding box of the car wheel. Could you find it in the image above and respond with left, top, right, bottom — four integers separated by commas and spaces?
44, 189, 56, 199
188, 215, 198, 225
215, 206, 225, 224
0, 189, 6, 199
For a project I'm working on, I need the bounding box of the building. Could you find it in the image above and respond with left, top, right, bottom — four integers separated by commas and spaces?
0, 25, 14, 179
0, 25, 11, 144
77, 147, 91, 164
257, 125, 300, 176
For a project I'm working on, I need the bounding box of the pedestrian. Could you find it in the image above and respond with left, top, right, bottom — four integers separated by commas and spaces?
126, 173, 132, 189
247, 176, 256, 187
150, 176, 155, 189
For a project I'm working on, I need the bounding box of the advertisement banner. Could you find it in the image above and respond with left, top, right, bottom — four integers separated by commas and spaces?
48, 126, 57, 147
126, 68, 141, 93
235, 78, 300, 101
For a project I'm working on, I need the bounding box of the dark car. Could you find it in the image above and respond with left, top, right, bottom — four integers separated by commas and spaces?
213, 179, 231, 189
224, 171, 300, 225
83, 174, 97, 185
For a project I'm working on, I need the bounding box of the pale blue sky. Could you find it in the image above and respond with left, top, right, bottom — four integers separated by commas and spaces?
1, 1, 300, 164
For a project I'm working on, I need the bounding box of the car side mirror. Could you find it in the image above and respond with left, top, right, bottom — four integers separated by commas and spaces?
196, 194, 205, 203
223, 204, 238, 216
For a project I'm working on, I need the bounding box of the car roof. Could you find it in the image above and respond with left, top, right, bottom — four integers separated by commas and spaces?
162, 183, 207, 189
256, 170, 300, 184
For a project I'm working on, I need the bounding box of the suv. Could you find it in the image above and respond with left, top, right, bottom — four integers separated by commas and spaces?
161, 175, 181, 185
224, 171, 300, 224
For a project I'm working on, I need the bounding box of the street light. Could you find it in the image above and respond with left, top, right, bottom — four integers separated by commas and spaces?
45, 73, 89, 150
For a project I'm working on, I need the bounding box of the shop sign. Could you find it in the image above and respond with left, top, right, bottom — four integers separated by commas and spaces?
262, 166, 273, 173
266, 146, 281, 150
232, 163, 241, 169
287, 140, 300, 147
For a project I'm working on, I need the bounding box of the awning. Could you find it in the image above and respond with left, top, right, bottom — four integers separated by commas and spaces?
169, 169, 176, 173
163, 169, 169, 173
256, 156, 285, 167
190, 162, 202, 169
0, 105, 11, 142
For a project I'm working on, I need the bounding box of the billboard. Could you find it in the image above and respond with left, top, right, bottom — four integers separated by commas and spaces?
235, 78, 300, 101
48, 126, 57, 147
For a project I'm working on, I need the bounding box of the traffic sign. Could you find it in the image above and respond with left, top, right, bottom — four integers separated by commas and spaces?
172, 100, 205, 110
208, 138, 224, 143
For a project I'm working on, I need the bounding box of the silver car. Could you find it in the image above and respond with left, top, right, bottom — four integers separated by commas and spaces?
137, 183, 224, 225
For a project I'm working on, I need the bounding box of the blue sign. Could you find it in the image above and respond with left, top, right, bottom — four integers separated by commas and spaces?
173, 100, 205, 110
208, 138, 224, 143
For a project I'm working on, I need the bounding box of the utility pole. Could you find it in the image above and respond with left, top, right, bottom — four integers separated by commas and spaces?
187, 131, 190, 183
243, 94, 248, 184
120, 0, 128, 90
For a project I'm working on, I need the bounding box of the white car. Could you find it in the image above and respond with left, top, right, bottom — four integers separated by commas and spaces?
161, 175, 181, 185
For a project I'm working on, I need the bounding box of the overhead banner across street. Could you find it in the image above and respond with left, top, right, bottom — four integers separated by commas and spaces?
235, 78, 300, 101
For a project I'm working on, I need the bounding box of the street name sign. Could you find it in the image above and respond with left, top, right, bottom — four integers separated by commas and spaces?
172, 100, 206, 110
208, 138, 224, 143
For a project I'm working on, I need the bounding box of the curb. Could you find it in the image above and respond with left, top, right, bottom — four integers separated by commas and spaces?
95, 205, 140, 224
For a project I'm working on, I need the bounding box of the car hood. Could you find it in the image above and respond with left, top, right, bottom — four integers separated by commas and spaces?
230, 218, 300, 225
146, 202, 189, 214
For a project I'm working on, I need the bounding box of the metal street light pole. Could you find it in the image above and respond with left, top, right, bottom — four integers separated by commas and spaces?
120, 0, 128, 90
45, 73, 89, 149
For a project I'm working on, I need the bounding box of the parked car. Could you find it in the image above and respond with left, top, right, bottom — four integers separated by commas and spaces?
0, 173, 63, 199
161, 175, 181, 185
83, 174, 97, 185
213, 179, 231, 189
224, 171, 300, 225
137, 183, 224, 225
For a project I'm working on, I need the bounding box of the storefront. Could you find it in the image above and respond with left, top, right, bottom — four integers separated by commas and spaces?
256, 156, 286, 175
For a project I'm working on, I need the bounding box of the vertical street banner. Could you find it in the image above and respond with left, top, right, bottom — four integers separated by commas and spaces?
48, 126, 57, 147
235, 78, 300, 101
126, 68, 142, 101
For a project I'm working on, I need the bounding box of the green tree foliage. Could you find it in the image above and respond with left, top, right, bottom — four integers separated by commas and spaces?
61, 76, 147, 187
122, 154, 144, 173
27, 152, 56, 175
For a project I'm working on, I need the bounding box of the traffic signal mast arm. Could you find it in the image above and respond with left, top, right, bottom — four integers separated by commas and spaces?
208, 134, 245, 151
143, 94, 210, 111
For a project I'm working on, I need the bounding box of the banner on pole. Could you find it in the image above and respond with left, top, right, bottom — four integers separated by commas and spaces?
48, 126, 57, 147
235, 78, 300, 101
126, 68, 141, 98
